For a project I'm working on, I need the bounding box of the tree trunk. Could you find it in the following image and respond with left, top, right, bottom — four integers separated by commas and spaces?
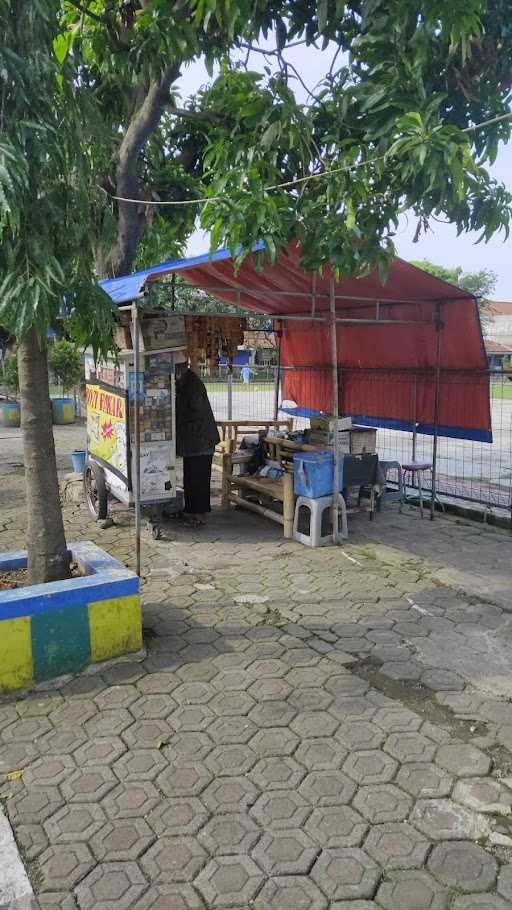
18, 327, 71, 584
106, 64, 180, 277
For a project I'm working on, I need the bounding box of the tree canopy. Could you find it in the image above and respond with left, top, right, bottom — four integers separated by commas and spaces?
61, 0, 512, 285
1, 0, 512, 346
0, 0, 116, 351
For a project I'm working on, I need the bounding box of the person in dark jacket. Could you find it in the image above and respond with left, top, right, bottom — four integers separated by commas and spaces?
175, 357, 220, 523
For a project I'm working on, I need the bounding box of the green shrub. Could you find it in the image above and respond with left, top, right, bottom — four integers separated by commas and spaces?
3, 349, 19, 395
48, 340, 82, 395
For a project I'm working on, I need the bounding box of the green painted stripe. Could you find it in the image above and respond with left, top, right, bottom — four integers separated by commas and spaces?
31, 604, 91, 681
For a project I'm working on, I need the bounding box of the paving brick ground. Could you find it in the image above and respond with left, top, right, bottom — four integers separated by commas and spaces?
1, 424, 512, 908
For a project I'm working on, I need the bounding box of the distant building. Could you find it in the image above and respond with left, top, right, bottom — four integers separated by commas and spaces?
242, 330, 278, 366
218, 330, 278, 369
487, 301, 512, 346
485, 339, 512, 371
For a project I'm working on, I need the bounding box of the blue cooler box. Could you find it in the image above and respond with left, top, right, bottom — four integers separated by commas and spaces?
293, 450, 343, 498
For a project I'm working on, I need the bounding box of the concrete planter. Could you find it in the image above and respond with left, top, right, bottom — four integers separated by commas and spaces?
0, 401, 21, 428
0, 541, 141, 693
51, 397, 76, 424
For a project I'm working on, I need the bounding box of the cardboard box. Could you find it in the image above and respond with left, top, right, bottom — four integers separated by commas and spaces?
350, 427, 377, 454
135, 314, 186, 352
310, 416, 353, 432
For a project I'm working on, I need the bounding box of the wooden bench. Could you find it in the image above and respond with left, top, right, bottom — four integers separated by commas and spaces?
221, 439, 296, 538
220, 431, 329, 539
221, 432, 383, 537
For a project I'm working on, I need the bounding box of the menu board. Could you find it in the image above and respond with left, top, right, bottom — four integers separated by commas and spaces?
86, 381, 129, 483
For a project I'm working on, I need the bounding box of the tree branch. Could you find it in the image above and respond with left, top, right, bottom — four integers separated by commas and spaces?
66, 0, 109, 24
106, 63, 181, 276
281, 57, 323, 103
238, 42, 322, 103
165, 105, 224, 125
328, 44, 343, 81
239, 39, 310, 54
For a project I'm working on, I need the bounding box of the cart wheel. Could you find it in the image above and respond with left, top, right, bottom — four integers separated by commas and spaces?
152, 524, 162, 540
84, 460, 108, 520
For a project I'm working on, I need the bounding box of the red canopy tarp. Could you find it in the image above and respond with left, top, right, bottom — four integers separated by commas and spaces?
173, 242, 490, 442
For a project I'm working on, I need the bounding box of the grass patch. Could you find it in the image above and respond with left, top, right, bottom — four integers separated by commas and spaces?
491, 381, 512, 399
205, 381, 274, 393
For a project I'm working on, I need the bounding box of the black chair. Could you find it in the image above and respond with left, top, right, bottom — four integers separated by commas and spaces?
341, 453, 379, 520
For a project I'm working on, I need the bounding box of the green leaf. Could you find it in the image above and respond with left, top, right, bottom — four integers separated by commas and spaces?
345, 199, 356, 231
276, 18, 287, 51
261, 121, 281, 147
205, 52, 214, 78
53, 31, 72, 65
317, 0, 328, 33
264, 235, 277, 262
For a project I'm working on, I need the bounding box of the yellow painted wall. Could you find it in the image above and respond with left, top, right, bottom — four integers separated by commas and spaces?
88, 595, 142, 663
0, 616, 33, 692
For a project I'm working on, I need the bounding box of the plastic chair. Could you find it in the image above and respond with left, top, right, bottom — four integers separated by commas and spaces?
378, 460, 405, 512
293, 493, 348, 547
343, 453, 379, 520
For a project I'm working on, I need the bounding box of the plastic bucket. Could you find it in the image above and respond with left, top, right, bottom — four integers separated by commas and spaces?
51, 397, 75, 425
71, 449, 86, 473
0, 401, 21, 428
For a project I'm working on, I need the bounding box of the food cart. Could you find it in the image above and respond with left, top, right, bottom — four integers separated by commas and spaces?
84, 310, 186, 539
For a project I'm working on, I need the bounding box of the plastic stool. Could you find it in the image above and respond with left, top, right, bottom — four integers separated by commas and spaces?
401, 460, 432, 518
293, 494, 348, 547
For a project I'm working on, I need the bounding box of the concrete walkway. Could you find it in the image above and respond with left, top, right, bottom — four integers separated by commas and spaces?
1, 426, 512, 908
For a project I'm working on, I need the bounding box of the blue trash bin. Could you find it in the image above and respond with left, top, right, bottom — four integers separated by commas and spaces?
71, 449, 87, 473
293, 450, 344, 498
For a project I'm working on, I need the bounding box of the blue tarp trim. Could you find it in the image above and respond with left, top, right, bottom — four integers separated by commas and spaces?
416, 423, 492, 443
348, 415, 492, 443
279, 406, 492, 443
280, 405, 323, 419
99, 241, 265, 305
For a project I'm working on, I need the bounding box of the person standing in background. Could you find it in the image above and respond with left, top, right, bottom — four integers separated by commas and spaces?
241, 364, 253, 385
175, 355, 220, 526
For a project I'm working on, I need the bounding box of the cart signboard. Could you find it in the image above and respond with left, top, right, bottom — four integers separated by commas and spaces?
86, 381, 130, 484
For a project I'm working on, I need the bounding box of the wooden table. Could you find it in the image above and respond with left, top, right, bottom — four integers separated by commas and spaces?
217, 419, 292, 450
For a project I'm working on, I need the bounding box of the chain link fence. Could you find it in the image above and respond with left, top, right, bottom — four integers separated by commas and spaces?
3, 360, 510, 521
201, 364, 512, 521
373, 371, 512, 517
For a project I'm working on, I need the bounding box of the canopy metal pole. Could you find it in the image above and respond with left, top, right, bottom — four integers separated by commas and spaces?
117, 304, 435, 326
412, 375, 418, 462
330, 277, 340, 544
171, 273, 176, 311
131, 303, 142, 577
273, 324, 282, 421
431, 304, 443, 521
227, 358, 233, 421
193, 286, 467, 306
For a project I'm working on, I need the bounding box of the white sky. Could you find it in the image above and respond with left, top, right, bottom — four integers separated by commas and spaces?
177, 40, 512, 299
